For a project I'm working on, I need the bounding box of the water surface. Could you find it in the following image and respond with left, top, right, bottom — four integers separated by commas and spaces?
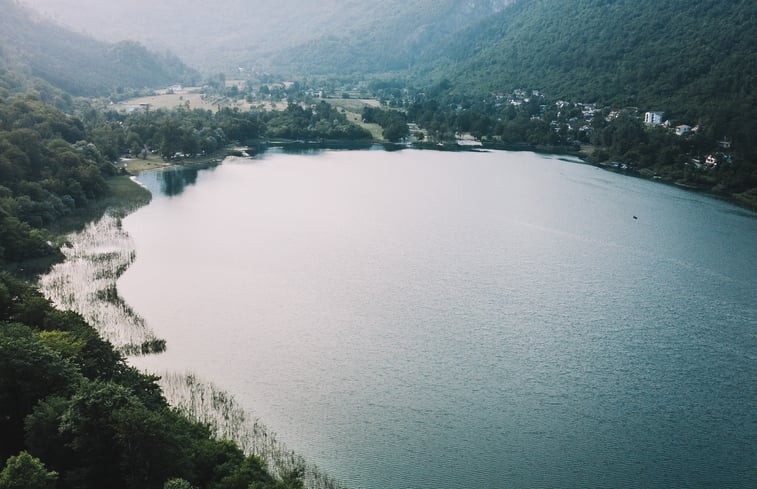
121, 149, 757, 489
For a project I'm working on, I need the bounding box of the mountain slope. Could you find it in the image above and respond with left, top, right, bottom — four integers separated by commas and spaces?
20, 0, 515, 74
419, 1, 756, 109
0, 0, 198, 95
273, 0, 515, 75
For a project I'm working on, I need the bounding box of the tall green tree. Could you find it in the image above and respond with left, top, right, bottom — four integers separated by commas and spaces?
0, 451, 57, 489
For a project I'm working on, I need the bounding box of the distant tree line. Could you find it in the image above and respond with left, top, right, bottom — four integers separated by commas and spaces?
85, 101, 371, 163
394, 93, 756, 197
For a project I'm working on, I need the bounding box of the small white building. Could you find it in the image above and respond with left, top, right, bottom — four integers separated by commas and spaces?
675, 124, 692, 136
644, 111, 664, 125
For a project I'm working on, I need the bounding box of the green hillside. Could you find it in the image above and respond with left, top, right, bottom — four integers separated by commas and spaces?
0, 0, 198, 96
438, 1, 755, 102
416, 0, 757, 155
270, 0, 515, 74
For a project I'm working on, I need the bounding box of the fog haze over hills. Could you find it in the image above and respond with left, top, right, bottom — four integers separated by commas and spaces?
20, 0, 516, 74
1, 0, 198, 95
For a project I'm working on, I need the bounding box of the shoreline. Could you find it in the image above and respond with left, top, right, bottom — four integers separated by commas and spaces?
33, 143, 753, 489
121, 138, 756, 214
250, 140, 757, 213
36, 171, 348, 489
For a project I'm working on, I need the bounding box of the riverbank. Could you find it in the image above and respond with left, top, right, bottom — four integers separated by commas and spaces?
120, 148, 234, 175
580, 155, 757, 213
414, 139, 757, 212
36, 164, 348, 489
116, 141, 757, 217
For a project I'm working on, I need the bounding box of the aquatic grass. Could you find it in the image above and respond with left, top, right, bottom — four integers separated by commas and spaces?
38, 211, 348, 489
38, 213, 163, 354
159, 372, 346, 489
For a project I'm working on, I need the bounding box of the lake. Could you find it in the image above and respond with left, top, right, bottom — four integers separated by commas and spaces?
120, 148, 757, 489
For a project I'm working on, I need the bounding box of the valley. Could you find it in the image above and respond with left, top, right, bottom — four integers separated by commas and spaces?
1, 1, 756, 489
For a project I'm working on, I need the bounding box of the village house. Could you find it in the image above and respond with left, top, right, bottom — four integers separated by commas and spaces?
675, 124, 692, 136
644, 111, 664, 125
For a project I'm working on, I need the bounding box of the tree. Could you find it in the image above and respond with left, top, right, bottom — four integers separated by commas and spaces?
382, 121, 409, 142
59, 380, 189, 489
0, 323, 79, 461
0, 451, 57, 489
164, 479, 195, 489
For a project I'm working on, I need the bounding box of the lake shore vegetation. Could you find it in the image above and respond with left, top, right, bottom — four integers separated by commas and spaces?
0, 271, 307, 489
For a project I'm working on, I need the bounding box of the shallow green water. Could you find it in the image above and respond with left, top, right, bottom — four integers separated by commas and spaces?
122, 149, 757, 489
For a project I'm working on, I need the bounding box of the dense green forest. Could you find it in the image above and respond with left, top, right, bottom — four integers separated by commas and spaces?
0, 271, 304, 489
0, 0, 198, 95
0, 95, 113, 265
82, 101, 371, 163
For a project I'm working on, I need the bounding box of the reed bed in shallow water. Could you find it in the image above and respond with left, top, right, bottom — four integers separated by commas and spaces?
38, 212, 346, 489
38, 213, 164, 355
160, 372, 346, 489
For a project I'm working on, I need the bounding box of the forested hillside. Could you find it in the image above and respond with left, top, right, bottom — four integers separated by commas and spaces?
274, 0, 515, 74
0, 94, 114, 265
417, 0, 757, 158
0, 0, 198, 95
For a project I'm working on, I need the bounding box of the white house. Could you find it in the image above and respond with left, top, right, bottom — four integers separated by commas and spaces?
675, 124, 692, 136
644, 111, 664, 125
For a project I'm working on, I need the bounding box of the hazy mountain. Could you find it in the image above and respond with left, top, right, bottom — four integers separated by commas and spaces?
20, 0, 515, 74
272, 0, 516, 75
19, 0, 378, 72
1, 0, 198, 95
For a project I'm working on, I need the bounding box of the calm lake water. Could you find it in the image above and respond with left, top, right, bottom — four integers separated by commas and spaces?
121, 149, 757, 489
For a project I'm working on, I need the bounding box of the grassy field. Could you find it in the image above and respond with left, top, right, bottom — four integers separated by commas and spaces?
120, 155, 171, 174
114, 89, 250, 113
113, 89, 217, 111
328, 97, 381, 112
328, 98, 384, 140
120, 148, 233, 175
115, 89, 386, 139
113, 85, 289, 113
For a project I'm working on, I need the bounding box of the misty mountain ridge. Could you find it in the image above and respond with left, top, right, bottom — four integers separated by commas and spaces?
20, 0, 517, 74
1, 0, 198, 95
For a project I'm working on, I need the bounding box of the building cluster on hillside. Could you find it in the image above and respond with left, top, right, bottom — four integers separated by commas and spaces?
487, 88, 734, 169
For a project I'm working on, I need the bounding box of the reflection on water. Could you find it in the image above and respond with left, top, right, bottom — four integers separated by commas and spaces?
138, 163, 218, 197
